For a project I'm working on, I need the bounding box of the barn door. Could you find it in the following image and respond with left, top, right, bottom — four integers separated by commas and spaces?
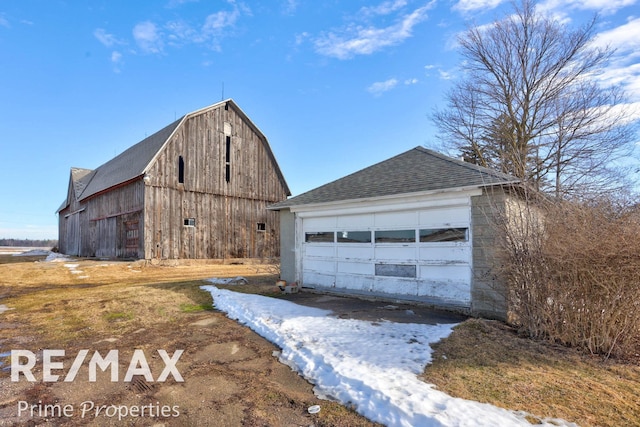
95, 217, 117, 257
65, 212, 81, 256
124, 220, 139, 258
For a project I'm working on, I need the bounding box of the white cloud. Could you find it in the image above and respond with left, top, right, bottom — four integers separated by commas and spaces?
295, 31, 309, 46
367, 78, 399, 96
0, 15, 9, 28
166, 0, 200, 8
439, 69, 453, 80
593, 16, 640, 52
360, 0, 408, 16
538, 0, 636, 16
94, 28, 123, 47
111, 51, 124, 73
592, 17, 640, 100
314, 2, 433, 59
165, 19, 199, 45
92, 2, 247, 64
203, 9, 240, 34
404, 78, 418, 85
453, 0, 505, 13
133, 21, 163, 54
282, 0, 298, 15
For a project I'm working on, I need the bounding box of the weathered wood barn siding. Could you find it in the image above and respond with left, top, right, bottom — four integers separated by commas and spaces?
58, 99, 289, 261
144, 102, 287, 260
58, 169, 92, 256
83, 180, 145, 258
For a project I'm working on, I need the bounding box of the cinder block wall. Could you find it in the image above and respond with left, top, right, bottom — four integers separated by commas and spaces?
278, 209, 296, 283
470, 188, 509, 320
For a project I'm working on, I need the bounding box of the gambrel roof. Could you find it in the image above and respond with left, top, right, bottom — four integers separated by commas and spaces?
58, 99, 290, 213
268, 146, 519, 209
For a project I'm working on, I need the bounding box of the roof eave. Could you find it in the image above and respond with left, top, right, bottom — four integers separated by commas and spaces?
267, 180, 519, 211
78, 175, 145, 203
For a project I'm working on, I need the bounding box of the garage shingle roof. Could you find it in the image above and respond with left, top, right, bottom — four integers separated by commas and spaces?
269, 146, 519, 209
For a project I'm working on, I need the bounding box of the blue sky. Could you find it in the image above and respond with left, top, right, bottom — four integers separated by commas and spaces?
1, 0, 638, 240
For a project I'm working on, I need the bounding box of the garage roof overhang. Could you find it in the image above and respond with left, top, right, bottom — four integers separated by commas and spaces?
282, 185, 486, 218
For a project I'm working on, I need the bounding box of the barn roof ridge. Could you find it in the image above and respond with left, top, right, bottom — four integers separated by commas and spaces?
268, 146, 519, 209
58, 99, 290, 212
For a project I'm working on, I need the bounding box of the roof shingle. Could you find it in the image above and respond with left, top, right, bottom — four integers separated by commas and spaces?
268, 146, 518, 209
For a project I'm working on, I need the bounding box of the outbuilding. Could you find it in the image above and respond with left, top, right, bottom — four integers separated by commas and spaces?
268, 147, 519, 319
57, 99, 290, 261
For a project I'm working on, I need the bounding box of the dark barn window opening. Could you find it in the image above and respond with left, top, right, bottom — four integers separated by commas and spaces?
225, 136, 231, 183
178, 156, 185, 184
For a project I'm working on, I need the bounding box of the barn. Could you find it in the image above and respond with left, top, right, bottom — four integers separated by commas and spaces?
268, 147, 520, 319
57, 99, 290, 261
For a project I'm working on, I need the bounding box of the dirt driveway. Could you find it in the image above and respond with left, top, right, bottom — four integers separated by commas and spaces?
0, 257, 461, 427
282, 291, 467, 325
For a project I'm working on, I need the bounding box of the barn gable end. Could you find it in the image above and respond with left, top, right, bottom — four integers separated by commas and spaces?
57, 99, 290, 261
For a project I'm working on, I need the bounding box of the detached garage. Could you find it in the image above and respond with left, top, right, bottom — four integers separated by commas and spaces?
268, 147, 520, 319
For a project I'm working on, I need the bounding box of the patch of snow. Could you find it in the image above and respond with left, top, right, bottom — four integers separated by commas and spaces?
13, 249, 51, 257
0, 304, 13, 315
205, 276, 248, 285
202, 284, 577, 427
45, 253, 71, 262
63, 263, 80, 269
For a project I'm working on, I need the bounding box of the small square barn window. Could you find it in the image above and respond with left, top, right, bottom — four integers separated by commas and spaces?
305, 232, 334, 243
375, 264, 417, 278
419, 228, 468, 242
184, 218, 196, 227
337, 231, 371, 243
375, 230, 416, 243
257, 223, 266, 231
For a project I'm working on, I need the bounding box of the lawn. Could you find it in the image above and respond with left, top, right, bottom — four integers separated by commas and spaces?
0, 254, 638, 426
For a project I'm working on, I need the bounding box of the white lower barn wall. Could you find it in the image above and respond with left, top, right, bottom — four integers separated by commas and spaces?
295, 192, 480, 308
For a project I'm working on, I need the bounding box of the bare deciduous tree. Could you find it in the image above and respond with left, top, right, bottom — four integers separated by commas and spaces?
433, 0, 635, 198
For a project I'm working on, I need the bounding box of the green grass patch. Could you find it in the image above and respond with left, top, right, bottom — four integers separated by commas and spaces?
179, 302, 214, 312
103, 311, 134, 322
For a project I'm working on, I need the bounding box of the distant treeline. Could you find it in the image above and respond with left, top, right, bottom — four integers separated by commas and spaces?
0, 238, 58, 248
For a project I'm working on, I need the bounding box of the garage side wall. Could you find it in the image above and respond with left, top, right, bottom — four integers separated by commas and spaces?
278, 208, 296, 283
470, 187, 509, 320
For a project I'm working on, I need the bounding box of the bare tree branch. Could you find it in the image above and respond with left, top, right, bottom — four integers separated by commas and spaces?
433, 0, 636, 198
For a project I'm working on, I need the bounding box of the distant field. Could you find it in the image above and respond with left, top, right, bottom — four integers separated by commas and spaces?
0, 246, 52, 255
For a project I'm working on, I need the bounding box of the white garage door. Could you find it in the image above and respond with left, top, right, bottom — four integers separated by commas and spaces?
301, 206, 472, 306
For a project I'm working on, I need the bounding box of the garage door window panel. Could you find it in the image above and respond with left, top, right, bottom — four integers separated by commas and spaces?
337, 231, 371, 243
375, 263, 417, 278
305, 232, 335, 243
375, 230, 416, 243
419, 228, 468, 242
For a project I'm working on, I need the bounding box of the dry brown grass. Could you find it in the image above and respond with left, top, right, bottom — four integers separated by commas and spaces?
423, 318, 640, 427
2, 255, 639, 426
0, 256, 379, 426
0, 256, 283, 348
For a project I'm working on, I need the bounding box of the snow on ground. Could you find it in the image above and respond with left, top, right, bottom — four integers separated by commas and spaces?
12, 249, 51, 257
206, 276, 248, 285
45, 252, 71, 262
202, 284, 576, 427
